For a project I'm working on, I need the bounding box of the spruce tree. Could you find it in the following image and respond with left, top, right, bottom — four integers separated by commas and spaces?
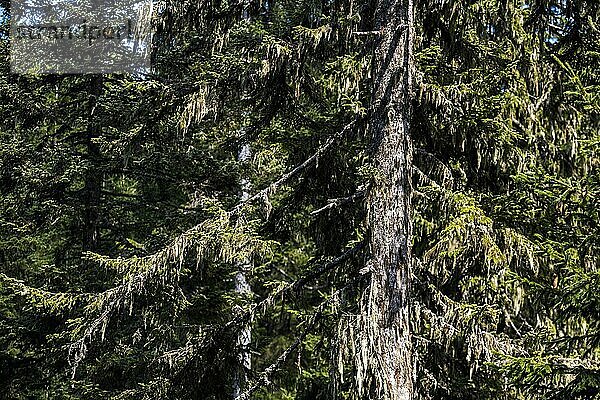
0, 0, 598, 399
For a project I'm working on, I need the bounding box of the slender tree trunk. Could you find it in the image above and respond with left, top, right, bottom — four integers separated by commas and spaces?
358, 0, 415, 397
233, 142, 252, 399
233, 5, 253, 396
83, 76, 103, 252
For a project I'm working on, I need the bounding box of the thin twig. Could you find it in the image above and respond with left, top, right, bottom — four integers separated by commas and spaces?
310, 186, 366, 216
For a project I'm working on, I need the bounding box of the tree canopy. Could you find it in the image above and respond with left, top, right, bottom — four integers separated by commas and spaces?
0, 0, 599, 399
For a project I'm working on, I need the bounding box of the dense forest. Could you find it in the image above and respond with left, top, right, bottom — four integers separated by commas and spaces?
0, 0, 599, 399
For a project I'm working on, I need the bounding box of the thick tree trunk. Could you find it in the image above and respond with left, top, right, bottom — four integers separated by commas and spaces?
359, 0, 414, 397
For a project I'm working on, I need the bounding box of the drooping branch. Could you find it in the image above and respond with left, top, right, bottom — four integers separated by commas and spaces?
0, 273, 91, 313
64, 122, 355, 370
68, 212, 271, 374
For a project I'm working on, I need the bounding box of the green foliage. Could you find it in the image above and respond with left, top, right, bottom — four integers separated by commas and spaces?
0, 0, 599, 399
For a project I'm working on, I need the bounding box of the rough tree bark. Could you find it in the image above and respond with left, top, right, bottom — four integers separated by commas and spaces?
358, 0, 415, 397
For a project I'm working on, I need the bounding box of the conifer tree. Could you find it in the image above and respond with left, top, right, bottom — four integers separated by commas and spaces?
0, 0, 598, 399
